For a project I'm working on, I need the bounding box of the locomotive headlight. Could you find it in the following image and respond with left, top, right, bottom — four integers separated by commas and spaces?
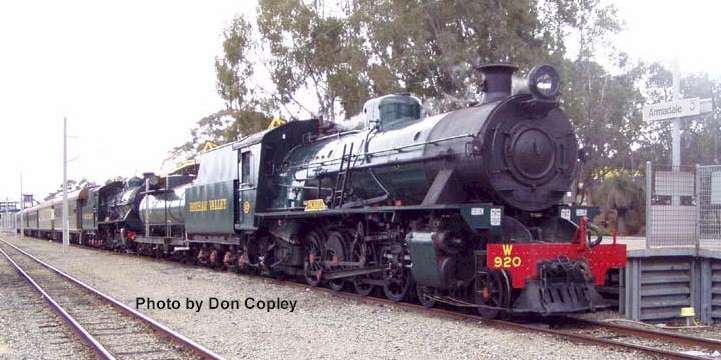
528, 64, 560, 100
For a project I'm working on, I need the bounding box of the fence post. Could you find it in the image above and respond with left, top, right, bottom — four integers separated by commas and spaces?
645, 161, 652, 249
695, 164, 701, 256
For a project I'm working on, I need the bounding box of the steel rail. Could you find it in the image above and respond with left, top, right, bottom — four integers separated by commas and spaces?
0, 246, 116, 360
558, 316, 721, 352
0, 238, 224, 360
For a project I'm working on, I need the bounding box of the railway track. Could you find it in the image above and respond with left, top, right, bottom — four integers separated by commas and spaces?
549, 316, 721, 358
5, 235, 721, 359
0, 251, 94, 358
0, 238, 223, 360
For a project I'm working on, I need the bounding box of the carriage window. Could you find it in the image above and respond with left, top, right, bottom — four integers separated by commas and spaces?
241, 151, 251, 184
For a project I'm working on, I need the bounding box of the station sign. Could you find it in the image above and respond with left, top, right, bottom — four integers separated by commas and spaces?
643, 98, 698, 122
643, 97, 712, 122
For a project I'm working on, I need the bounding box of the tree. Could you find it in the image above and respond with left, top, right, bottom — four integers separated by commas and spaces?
544, 0, 648, 204
561, 57, 647, 203
168, 109, 268, 162
215, 16, 273, 134
43, 178, 95, 201
349, 0, 571, 112
256, 0, 369, 121
169, 15, 272, 163
170, 0, 633, 177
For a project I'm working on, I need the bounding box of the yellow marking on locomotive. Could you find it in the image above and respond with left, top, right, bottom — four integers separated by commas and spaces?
502, 244, 513, 256
189, 198, 227, 212
304, 199, 327, 212
493, 244, 522, 268
201, 142, 218, 153
267, 117, 287, 129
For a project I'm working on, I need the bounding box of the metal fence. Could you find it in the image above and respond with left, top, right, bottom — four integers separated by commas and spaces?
0, 210, 18, 233
696, 165, 721, 251
645, 162, 697, 249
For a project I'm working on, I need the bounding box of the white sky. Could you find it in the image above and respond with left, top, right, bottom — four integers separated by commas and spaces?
611, 0, 721, 75
1, 0, 720, 202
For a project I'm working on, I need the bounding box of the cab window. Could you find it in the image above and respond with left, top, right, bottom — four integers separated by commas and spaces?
241, 151, 251, 184
379, 98, 421, 129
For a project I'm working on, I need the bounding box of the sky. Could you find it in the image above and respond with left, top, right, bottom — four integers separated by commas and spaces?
1, 0, 720, 203
611, 0, 721, 75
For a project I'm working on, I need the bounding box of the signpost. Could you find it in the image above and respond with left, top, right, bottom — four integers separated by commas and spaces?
642, 65, 713, 205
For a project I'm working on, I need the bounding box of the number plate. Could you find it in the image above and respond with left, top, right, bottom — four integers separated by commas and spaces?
491, 244, 522, 268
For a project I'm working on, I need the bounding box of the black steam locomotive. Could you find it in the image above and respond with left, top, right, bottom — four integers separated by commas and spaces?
19, 63, 626, 318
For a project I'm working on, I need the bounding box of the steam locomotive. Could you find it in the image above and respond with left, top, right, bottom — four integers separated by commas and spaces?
18, 63, 626, 318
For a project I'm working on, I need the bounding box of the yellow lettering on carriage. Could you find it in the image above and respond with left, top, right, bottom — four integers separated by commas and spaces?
190, 198, 227, 212
209, 198, 227, 211
189, 201, 207, 212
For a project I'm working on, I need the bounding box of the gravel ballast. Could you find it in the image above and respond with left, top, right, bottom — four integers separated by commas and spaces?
1, 234, 649, 360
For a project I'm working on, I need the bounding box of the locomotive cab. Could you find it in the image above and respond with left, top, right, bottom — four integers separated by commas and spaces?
362, 94, 422, 131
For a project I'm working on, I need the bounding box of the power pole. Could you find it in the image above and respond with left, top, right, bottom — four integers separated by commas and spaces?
63, 117, 69, 246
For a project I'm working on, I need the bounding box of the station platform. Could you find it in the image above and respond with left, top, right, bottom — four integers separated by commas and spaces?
600, 236, 721, 324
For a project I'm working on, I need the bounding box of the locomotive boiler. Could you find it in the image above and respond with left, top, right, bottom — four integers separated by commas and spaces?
278, 64, 576, 214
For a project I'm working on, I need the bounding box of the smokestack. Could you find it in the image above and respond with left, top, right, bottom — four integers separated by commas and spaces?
476, 64, 518, 103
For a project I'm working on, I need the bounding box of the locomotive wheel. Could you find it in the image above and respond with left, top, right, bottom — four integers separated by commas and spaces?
353, 278, 374, 296
382, 270, 412, 302
240, 238, 259, 275
416, 285, 436, 308
196, 246, 209, 266
473, 270, 511, 319
350, 240, 375, 296
264, 242, 285, 278
223, 250, 235, 271
237, 251, 248, 273
246, 234, 271, 274
381, 245, 412, 302
325, 230, 348, 292
303, 229, 326, 287
350, 222, 375, 296
209, 248, 220, 268
257, 237, 272, 272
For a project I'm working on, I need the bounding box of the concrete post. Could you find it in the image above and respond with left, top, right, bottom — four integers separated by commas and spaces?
63, 117, 69, 246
